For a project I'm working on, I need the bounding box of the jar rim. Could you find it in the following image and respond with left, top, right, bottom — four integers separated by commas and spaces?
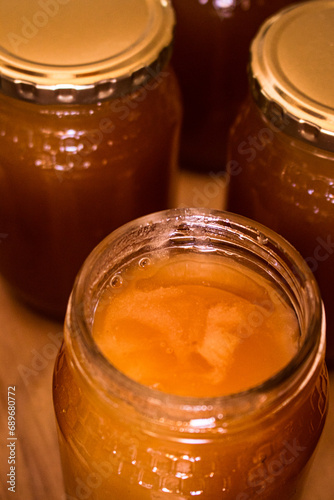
66, 208, 325, 428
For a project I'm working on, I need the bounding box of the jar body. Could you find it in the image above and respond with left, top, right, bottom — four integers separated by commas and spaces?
227, 95, 334, 365
0, 67, 182, 317
171, 0, 304, 173
54, 345, 328, 500
53, 208, 328, 499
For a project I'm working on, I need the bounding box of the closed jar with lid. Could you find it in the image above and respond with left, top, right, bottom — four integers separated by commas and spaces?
0, 0, 182, 318
227, 1, 334, 365
171, 0, 304, 173
53, 208, 328, 500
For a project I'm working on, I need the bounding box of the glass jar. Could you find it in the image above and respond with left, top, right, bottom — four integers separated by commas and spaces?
171, 0, 305, 174
53, 208, 328, 500
0, 0, 182, 318
227, 1, 334, 366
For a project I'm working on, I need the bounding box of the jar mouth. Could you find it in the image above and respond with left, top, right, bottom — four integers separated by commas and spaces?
67, 208, 324, 427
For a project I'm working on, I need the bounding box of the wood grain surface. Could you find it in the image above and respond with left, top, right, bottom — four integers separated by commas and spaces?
0, 171, 333, 500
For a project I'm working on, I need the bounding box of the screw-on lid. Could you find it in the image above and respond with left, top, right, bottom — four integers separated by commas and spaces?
250, 0, 334, 152
0, 0, 174, 104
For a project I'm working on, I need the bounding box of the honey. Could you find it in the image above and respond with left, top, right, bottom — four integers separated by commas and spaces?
0, 0, 181, 317
53, 209, 328, 499
171, 0, 305, 173
0, 70, 181, 317
93, 253, 299, 397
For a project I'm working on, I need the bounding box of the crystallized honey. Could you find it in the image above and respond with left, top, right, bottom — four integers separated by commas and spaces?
93, 253, 299, 397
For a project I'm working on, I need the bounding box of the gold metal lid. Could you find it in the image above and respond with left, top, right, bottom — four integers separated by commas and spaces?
250, 0, 334, 152
0, 0, 174, 104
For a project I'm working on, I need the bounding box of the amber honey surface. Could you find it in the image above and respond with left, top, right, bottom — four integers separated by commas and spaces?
93, 253, 299, 397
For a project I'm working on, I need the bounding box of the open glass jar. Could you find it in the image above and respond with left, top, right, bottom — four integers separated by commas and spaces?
53, 208, 328, 500
227, 1, 334, 365
0, 0, 182, 318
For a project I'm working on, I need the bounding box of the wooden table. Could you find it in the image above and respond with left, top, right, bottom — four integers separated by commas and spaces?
0, 171, 333, 499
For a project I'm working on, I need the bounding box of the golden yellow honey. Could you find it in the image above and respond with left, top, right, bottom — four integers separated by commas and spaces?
93, 253, 299, 398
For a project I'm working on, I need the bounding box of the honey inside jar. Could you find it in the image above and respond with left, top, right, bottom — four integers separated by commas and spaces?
0, 0, 181, 318
93, 253, 299, 397
226, 1, 334, 365
171, 0, 305, 172
0, 72, 181, 317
